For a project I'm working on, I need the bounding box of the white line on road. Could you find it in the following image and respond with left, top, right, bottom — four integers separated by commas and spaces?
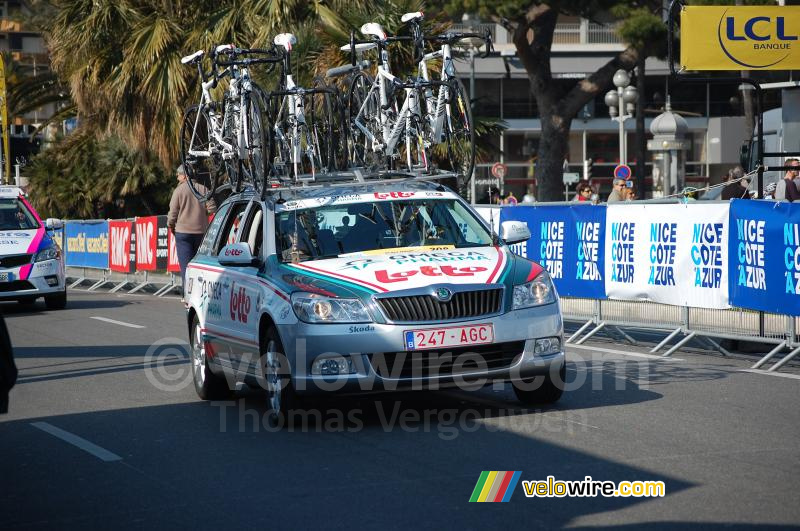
90, 316, 145, 329
30, 422, 122, 462
738, 369, 800, 380
567, 343, 684, 361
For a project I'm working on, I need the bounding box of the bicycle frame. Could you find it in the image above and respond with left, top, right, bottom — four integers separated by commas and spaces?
416, 43, 456, 144
352, 46, 426, 169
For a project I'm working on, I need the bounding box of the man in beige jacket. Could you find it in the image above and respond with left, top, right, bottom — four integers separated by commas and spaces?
167, 165, 216, 297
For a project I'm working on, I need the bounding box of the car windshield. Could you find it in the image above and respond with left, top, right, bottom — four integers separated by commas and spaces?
0, 198, 39, 230
276, 198, 493, 262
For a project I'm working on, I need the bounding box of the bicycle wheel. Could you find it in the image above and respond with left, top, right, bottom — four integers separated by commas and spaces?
347, 72, 384, 172
268, 95, 292, 182
180, 104, 221, 201
309, 82, 335, 174
222, 100, 243, 194
240, 86, 271, 198
398, 92, 430, 173
443, 78, 475, 180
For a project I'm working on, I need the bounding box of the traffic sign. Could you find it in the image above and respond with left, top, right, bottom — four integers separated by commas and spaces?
563, 172, 580, 185
491, 162, 508, 179
613, 164, 632, 180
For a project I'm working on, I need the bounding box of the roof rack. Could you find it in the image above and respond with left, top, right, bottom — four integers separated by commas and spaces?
263, 168, 460, 192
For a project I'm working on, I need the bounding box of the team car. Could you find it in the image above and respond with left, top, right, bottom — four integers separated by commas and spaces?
185, 176, 565, 425
0, 186, 66, 309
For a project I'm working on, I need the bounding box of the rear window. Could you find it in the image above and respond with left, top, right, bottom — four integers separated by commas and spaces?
0, 198, 39, 230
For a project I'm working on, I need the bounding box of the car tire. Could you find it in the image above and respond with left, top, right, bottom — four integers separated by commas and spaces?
261, 326, 296, 428
190, 316, 230, 400
512, 363, 566, 405
45, 289, 67, 310
17, 297, 36, 306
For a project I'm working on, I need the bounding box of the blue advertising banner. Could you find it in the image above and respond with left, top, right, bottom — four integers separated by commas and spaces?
64, 220, 109, 269
729, 200, 800, 316
500, 205, 606, 299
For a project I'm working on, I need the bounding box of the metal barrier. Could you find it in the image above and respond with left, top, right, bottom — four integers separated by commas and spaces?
562, 296, 800, 373
67, 267, 181, 298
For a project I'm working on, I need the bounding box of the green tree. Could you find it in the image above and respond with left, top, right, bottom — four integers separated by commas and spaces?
442, 0, 668, 200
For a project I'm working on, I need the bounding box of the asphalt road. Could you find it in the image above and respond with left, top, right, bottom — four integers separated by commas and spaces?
1, 291, 799, 530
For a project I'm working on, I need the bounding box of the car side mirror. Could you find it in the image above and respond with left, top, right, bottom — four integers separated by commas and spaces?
45, 218, 63, 230
500, 220, 531, 245
218, 243, 259, 267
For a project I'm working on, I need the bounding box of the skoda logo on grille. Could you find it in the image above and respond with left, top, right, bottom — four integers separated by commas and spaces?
434, 287, 452, 302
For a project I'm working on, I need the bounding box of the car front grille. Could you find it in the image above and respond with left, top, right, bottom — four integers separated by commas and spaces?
0, 280, 35, 293
376, 288, 503, 323
0, 254, 32, 268
368, 341, 525, 379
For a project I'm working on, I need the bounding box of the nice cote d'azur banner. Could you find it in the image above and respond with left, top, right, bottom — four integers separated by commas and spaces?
729, 199, 800, 316
604, 203, 730, 309
499, 205, 606, 299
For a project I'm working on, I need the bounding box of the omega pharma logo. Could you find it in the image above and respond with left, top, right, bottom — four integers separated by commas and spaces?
718, 10, 797, 69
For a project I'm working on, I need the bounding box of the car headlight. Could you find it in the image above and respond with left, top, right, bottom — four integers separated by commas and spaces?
34, 245, 61, 262
291, 292, 372, 323
513, 271, 556, 309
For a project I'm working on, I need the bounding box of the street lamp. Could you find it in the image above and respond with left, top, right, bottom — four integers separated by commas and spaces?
604, 69, 638, 165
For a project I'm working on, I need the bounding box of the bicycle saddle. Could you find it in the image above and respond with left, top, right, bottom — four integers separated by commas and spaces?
273, 33, 297, 52
360, 23, 387, 40
181, 50, 204, 64
339, 42, 377, 52
401, 11, 423, 23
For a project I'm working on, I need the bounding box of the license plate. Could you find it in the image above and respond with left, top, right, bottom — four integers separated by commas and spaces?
404, 324, 494, 351
0, 273, 8, 282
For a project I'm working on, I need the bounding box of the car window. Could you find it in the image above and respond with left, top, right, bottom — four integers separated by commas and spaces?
197, 202, 231, 257
0, 198, 39, 230
241, 203, 264, 260
275, 198, 493, 262
216, 202, 249, 255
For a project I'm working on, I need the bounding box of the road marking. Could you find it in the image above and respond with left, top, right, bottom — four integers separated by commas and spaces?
30, 422, 122, 462
739, 369, 800, 380
567, 343, 684, 361
90, 316, 145, 329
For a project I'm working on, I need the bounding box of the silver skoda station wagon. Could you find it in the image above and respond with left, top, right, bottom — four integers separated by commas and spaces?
185, 177, 565, 425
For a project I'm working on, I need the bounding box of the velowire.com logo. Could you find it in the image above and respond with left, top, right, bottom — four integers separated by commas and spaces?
469, 471, 522, 503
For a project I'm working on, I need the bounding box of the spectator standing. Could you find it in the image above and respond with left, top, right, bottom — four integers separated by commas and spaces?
721, 166, 751, 200
774, 158, 800, 202
167, 165, 216, 299
607, 178, 626, 202
574, 181, 594, 202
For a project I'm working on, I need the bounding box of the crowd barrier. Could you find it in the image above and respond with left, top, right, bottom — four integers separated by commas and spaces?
57, 201, 800, 372
475, 199, 800, 372
58, 216, 182, 296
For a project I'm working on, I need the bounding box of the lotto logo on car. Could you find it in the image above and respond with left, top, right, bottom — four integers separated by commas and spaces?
225, 247, 243, 257
373, 191, 414, 199
375, 266, 488, 283
229, 282, 251, 323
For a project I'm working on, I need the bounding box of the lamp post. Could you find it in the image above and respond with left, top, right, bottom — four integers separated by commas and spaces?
604, 69, 638, 165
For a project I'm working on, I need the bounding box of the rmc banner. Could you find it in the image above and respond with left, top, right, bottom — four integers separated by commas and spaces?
499, 205, 606, 299
64, 220, 109, 269
729, 200, 800, 316
681, 6, 800, 71
604, 203, 730, 309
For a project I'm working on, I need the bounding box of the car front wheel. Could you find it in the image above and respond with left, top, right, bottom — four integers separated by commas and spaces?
513, 363, 566, 405
261, 326, 296, 428
45, 289, 67, 310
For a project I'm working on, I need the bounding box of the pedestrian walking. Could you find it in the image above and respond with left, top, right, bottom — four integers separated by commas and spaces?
774, 158, 800, 202
167, 165, 216, 300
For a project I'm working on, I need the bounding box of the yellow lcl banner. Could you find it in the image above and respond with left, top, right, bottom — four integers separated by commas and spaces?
681, 6, 800, 71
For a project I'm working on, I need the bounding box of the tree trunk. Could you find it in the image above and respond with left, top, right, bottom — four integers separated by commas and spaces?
537, 111, 570, 201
